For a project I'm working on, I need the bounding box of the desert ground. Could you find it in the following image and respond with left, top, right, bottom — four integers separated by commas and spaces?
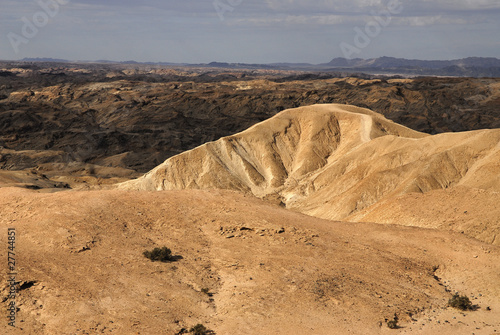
1, 63, 499, 334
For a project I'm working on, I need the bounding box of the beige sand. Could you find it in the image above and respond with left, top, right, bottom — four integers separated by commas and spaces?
1, 188, 499, 334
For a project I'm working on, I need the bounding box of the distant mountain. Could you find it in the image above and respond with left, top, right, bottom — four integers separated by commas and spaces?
324, 56, 500, 68
202, 57, 500, 76
16, 58, 185, 67
21, 57, 70, 63
14, 56, 500, 77
322, 56, 500, 76
93, 59, 117, 64
204, 62, 276, 69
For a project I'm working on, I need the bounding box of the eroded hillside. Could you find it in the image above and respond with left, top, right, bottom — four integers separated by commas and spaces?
120, 104, 500, 245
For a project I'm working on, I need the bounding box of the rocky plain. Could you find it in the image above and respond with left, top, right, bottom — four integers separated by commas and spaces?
1, 61, 500, 334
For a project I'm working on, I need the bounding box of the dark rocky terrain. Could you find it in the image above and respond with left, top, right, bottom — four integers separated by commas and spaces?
0, 61, 499, 187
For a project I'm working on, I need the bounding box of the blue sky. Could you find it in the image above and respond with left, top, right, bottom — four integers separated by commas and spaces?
1, 0, 499, 63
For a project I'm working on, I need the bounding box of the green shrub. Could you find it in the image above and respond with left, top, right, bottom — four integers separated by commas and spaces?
387, 313, 399, 329
448, 293, 474, 311
143, 246, 174, 262
190, 324, 215, 335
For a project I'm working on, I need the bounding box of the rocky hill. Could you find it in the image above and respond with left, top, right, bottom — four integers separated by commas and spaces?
1, 64, 499, 189
120, 104, 500, 246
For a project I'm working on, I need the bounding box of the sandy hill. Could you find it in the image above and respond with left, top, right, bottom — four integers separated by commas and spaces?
1, 188, 499, 334
119, 104, 500, 245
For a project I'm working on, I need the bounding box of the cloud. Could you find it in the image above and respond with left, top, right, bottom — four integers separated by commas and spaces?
231, 14, 350, 27
419, 0, 500, 10
264, 0, 385, 13
222, 0, 499, 28
230, 13, 476, 29
66, 0, 215, 15
394, 15, 469, 26
261, 0, 500, 16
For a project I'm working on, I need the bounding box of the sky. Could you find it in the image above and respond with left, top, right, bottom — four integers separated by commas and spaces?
0, 0, 499, 64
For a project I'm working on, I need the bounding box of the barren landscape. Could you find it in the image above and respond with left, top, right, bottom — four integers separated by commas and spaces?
1, 63, 500, 334
1, 62, 500, 186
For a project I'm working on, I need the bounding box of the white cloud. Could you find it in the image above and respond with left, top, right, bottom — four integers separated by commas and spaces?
262, 0, 500, 15
231, 13, 475, 28
420, 0, 500, 10
264, 0, 386, 13
226, 0, 499, 28
231, 14, 352, 26
394, 15, 470, 26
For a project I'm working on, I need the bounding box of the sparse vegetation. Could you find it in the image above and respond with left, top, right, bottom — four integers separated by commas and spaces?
189, 323, 215, 335
201, 288, 212, 296
143, 246, 175, 262
386, 313, 399, 329
448, 293, 476, 311
312, 277, 339, 300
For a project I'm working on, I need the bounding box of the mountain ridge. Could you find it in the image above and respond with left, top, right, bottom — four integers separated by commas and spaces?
323, 56, 500, 69
14, 56, 500, 77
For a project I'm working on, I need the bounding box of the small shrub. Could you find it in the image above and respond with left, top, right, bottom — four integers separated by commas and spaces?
189, 324, 215, 335
387, 313, 399, 329
448, 293, 474, 311
201, 288, 212, 296
143, 246, 174, 262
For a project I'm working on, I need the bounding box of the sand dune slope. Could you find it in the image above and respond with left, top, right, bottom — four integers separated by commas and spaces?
120, 104, 500, 244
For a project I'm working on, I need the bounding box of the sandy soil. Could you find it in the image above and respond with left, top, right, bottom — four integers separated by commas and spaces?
0, 187, 499, 334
